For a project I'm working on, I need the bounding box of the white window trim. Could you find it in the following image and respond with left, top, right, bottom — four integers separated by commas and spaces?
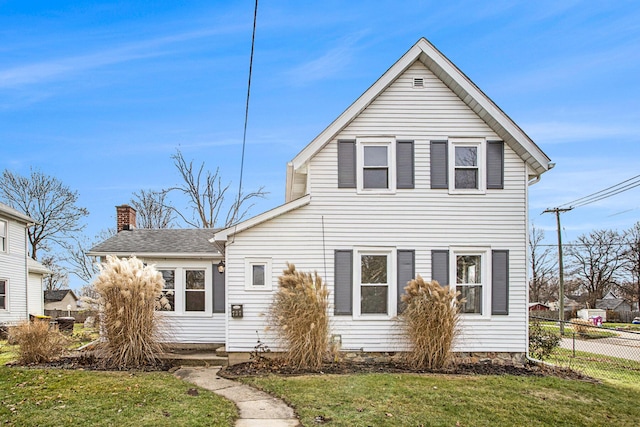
0, 220, 7, 253
154, 266, 212, 316
353, 247, 397, 319
356, 137, 396, 194
450, 247, 491, 318
245, 258, 272, 291
157, 268, 176, 313
0, 278, 8, 311
448, 138, 486, 194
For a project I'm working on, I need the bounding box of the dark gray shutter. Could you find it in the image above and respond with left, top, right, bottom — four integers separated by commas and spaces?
431, 250, 449, 287
396, 140, 414, 189
491, 250, 509, 315
337, 140, 356, 188
334, 250, 353, 315
397, 250, 415, 313
213, 264, 225, 313
430, 140, 448, 189
486, 141, 504, 189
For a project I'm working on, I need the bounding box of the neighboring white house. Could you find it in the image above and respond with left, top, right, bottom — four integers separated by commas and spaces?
0, 202, 49, 324
90, 38, 552, 363
43, 289, 80, 312
213, 38, 551, 363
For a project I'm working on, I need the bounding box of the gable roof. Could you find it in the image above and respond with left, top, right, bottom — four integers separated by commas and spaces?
44, 289, 78, 303
596, 298, 629, 311
88, 229, 221, 258
27, 257, 52, 275
287, 38, 551, 195
0, 202, 35, 224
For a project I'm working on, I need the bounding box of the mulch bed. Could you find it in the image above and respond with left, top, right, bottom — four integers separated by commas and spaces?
219, 358, 595, 382
5, 352, 171, 372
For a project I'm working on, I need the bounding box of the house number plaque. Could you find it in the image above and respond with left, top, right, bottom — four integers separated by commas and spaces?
231, 304, 243, 318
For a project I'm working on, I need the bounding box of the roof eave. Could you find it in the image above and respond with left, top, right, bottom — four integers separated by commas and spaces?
86, 252, 222, 259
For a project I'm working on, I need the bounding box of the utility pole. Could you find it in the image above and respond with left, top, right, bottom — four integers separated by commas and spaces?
543, 207, 573, 335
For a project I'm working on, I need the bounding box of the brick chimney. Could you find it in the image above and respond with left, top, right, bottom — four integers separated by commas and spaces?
116, 205, 137, 232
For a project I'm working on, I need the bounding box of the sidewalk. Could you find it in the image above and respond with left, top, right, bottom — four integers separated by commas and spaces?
175, 366, 300, 427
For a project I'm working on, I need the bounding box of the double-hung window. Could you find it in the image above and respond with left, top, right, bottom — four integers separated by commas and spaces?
357, 138, 395, 193
185, 270, 205, 312
453, 251, 488, 315
157, 270, 175, 312
354, 249, 395, 317
0, 279, 6, 310
0, 220, 6, 252
450, 139, 484, 192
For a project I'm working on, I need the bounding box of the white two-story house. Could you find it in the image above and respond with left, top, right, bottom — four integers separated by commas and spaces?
213, 38, 551, 363
0, 202, 48, 325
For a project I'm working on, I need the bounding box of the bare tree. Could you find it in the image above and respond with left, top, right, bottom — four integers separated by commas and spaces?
0, 169, 88, 260
41, 255, 69, 291
130, 189, 174, 229
567, 229, 626, 308
529, 225, 557, 303
166, 150, 267, 228
620, 222, 640, 309
64, 229, 115, 284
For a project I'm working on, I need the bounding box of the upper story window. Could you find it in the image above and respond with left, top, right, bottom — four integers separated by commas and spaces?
449, 139, 484, 193
338, 138, 414, 192
431, 139, 504, 192
0, 220, 7, 252
0, 279, 6, 309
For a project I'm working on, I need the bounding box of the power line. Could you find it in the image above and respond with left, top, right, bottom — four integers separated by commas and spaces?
557, 174, 640, 210
231, 0, 259, 226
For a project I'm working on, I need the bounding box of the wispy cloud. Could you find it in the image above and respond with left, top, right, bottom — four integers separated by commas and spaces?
285, 32, 367, 86
0, 26, 243, 89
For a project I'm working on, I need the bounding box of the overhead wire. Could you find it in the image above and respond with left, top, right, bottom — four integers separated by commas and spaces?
231, 0, 259, 227
556, 173, 640, 210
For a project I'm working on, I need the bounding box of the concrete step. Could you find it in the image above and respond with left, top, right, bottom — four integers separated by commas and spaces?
160, 351, 228, 367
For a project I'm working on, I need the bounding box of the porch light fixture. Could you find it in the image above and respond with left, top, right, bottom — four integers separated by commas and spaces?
217, 260, 225, 274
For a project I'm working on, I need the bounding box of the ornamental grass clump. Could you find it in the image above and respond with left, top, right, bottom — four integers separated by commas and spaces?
93, 255, 165, 368
269, 263, 330, 369
9, 320, 69, 364
400, 276, 461, 369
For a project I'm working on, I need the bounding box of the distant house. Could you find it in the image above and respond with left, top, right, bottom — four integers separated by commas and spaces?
91, 38, 552, 364
596, 290, 637, 312
528, 302, 550, 311
44, 289, 80, 312
0, 202, 49, 324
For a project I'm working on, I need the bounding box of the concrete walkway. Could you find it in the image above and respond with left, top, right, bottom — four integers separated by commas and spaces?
174, 366, 300, 427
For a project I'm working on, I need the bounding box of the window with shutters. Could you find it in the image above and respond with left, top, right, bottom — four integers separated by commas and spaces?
354, 248, 396, 318
449, 139, 485, 193
450, 249, 490, 316
152, 263, 212, 315
357, 138, 395, 193
245, 258, 272, 291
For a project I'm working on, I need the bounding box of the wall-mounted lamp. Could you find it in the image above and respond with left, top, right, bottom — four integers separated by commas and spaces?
217, 260, 225, 274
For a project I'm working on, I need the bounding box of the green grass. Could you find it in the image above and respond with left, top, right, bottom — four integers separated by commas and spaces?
244, 373, 639, 427
0, 366, 237, 426
547, 348, 640, 391
604, 322, 640, 331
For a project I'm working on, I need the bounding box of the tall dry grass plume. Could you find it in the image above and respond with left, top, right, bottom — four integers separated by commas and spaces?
269, 263, 330, 369
9, 320, 69, 364
93, 255, 165, 368
400, 276, 461, 369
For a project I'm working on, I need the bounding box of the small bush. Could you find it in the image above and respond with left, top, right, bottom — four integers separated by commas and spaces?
269, 263, 329, 369
400, 276, 460, 369
94, 255, 165, 368
528, 320, 560, 360
8, 320, 69, 364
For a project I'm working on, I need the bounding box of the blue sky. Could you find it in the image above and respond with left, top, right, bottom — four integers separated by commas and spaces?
1, 1, 640, 286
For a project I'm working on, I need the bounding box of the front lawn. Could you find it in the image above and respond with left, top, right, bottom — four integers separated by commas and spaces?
244, 372, 639, 426
0, 366, 237, 426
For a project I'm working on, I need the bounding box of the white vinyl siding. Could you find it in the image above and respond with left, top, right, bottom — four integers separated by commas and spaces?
0, 218, 29, 323
224, 61, 528, 354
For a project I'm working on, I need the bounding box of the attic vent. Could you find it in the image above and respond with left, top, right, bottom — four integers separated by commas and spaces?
412, 77, 424, 88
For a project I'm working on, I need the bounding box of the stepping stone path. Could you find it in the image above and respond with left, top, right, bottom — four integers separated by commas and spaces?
175, 366, 300, 427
